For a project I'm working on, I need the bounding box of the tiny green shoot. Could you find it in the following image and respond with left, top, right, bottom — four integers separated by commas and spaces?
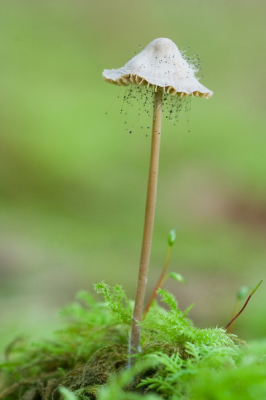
224, 280, 262, 331
227, 286, 249, 333
143, 228, 185, 319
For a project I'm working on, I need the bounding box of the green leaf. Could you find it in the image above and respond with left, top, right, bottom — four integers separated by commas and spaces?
168, 272, 186, 284
157, 288, 178, 311
183, 303, 195, 317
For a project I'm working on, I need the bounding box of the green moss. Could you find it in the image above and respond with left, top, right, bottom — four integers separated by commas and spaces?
188, 341, 266, 400
0, 284, 265, 400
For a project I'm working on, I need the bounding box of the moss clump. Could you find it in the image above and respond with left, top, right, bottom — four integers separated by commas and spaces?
0, 283, 265, 400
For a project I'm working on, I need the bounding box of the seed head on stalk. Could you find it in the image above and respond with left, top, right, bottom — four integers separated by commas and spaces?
102, 38, 213, 362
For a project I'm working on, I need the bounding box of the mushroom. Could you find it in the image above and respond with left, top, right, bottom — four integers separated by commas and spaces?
102, 38, 213, 358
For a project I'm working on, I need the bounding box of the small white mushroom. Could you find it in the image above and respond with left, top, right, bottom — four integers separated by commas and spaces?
102, 38, 213, 361
102, 37, 213, 99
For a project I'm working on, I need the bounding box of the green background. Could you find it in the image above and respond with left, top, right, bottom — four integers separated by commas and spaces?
0, 0, 266, 352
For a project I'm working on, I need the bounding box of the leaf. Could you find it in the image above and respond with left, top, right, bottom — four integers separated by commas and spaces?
168, 272, 186, 284
157, 288, 178, 311
183, 303, 195, 317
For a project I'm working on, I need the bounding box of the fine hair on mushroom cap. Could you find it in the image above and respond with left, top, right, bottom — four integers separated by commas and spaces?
102, 38, 213, 361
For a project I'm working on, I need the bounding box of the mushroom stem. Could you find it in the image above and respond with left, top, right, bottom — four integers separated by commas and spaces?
129, 89, 163, 358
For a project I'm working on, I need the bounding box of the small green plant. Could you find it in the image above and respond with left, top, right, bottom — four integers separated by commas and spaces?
0, 283, 265, 399
227, 286, 249, 333
224, 281, 262, 331
143, 228, 185, 319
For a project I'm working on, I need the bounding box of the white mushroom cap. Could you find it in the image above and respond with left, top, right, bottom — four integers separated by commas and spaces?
103, 38, 213, 99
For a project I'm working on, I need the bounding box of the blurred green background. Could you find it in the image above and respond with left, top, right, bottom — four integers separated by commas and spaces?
0, 0, 266, 352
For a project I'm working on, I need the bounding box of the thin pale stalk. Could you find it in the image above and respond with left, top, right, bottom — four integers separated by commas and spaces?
129, 90, 163, 358
143, 245, 172, 320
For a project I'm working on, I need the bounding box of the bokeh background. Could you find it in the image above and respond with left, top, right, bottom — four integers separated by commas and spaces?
0, 0, 266, 352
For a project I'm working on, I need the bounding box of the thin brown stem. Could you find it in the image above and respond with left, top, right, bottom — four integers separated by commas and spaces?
226, 299, 239, 334
224, 280, 262, 331
129, 89, 163, 358
143, 245, 172, 320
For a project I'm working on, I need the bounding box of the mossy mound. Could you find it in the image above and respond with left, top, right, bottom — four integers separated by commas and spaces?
0, 283, 265, 400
